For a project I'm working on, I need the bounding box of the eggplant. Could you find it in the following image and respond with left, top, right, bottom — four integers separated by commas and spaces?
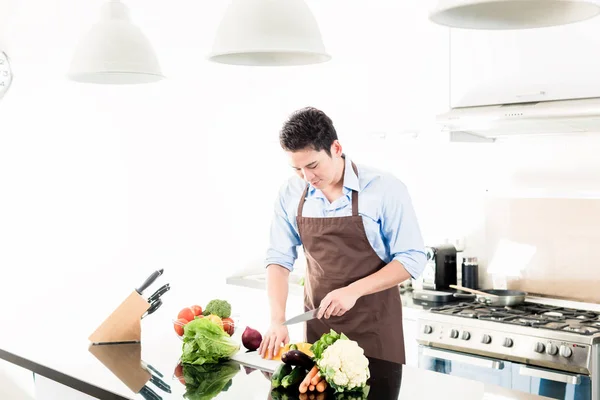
281, 350, 315, 370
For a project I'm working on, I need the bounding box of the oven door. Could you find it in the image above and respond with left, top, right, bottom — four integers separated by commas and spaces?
512, 364, 592, 400
418, 345, 512, 389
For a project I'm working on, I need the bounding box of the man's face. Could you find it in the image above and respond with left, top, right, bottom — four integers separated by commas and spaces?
288, 146, 339, 190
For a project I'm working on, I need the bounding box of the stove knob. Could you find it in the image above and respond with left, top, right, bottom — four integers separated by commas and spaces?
481, 334, 492, 344
423, 325, 433, 334
503, 338, 514, 348
450, 329, 459, 339
461, 331, 471, 341
546, 344, 559, 356
559, 345, 573, 358
533, 342, 545, 353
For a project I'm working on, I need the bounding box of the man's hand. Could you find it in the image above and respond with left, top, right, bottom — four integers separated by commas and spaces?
317, 286, 360, 319
258, 323, 289, 360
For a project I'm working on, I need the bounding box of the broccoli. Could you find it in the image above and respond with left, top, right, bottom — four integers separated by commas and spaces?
203, 299, 232, 319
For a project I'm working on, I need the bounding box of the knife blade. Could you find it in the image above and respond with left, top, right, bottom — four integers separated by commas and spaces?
136, 269, 164, 295
147, 283, 170, 303
283, 308, 320, 326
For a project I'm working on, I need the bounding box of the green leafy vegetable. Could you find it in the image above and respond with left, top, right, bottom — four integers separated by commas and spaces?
182, 362, 240, 400
204, 299, 232, 318
310, 329, 349, 361
181, 318, 240, 365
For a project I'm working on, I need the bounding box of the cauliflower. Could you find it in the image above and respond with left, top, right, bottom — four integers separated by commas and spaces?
317, 339, 370, 393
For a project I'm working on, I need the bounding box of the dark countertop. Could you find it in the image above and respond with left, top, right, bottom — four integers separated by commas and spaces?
0, 286, 547, 400
0, 340, 548, 400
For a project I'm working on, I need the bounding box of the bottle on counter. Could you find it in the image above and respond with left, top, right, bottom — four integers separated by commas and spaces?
461, 257, 479, 289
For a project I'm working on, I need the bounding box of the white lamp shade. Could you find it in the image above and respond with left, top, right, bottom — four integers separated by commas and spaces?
68, 1, 164, 84
209, 0, 331, 66
430, 0, 600, 30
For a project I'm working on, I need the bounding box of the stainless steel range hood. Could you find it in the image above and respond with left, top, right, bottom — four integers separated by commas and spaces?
437, 97, 600, 142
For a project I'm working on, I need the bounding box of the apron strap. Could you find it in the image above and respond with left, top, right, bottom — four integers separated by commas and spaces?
297, 161, 360, 217
350, 162, 359, 217
298, 184, 310, 217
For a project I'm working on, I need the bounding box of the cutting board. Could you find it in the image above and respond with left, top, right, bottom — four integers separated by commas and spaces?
230, 350, 281, 373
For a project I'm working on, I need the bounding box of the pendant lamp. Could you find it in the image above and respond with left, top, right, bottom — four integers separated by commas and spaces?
209, 0, 331, 66
430, 0, 600, 30
68, 0, 164, 84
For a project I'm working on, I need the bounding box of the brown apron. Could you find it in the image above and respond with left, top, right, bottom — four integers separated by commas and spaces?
296, 162, 406, 365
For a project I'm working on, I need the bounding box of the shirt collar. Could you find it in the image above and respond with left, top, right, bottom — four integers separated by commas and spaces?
307, 154, 360, 197
342, 155, 361, 193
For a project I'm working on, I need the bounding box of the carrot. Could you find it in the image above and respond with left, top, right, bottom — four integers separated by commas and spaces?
309, 385, 315, 392
309, 394, 316, 400
310, 372, 323, 386
315, 393, 326, 400
300, 366, 318, 393
316, 380, 328, 392
299, 394, 308, 400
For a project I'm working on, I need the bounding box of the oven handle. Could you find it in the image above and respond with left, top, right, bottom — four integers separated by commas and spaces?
518, 366, 582, 385
422, 348, 504, 370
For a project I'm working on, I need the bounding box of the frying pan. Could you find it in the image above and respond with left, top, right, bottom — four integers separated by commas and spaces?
450, 284, 527, 307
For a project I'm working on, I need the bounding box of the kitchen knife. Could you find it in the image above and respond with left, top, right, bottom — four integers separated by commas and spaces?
139, 385, 162, 400
147, 283, 170, 303
136, 269, 164, 295
142, 299, 163, 319
141, 361, 163, 378
283, 308, 320, 326
149, 375, 172, 393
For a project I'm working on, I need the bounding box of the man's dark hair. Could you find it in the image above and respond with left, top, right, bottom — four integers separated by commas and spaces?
279, 107, 338, 156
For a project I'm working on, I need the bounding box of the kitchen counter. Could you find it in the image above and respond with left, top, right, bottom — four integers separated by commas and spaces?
0, 284, 550, 400
0, 340, 550, 400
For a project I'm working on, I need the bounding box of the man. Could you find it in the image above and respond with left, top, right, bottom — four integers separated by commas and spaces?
258, 107, 426, 364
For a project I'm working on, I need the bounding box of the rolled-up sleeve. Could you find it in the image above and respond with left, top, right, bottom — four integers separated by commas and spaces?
264, 186, 302, 272
381, 178, 427, 279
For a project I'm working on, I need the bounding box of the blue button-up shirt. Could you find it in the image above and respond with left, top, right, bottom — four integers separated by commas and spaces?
265, 155, 427, 279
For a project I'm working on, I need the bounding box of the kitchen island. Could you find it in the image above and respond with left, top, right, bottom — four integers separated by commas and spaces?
0, 286, 550, 400
0, 340, 550, 400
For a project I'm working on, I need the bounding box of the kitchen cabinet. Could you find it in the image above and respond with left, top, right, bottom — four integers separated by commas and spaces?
450, 17, 600, 108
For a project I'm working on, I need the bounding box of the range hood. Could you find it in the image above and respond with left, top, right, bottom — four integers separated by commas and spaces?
437, 97, 600, 142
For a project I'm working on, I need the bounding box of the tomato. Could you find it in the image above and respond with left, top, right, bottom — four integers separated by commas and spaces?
174, 363, 183, 378
173, 318, 188, 336
222, 317, 235, 336
190, 305, 203, 316
177, 307, 195, 322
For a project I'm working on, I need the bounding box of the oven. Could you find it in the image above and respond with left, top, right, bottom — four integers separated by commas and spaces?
418, 345, 593, 400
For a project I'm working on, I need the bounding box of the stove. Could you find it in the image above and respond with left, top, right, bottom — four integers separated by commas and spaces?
417, 300, 600, 400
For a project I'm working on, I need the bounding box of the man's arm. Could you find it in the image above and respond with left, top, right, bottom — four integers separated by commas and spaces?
259, 184, 301, 357
266, 264, 290, 324
348, 259, 411, 297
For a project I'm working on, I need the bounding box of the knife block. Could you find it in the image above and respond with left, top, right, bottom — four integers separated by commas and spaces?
89, 290, 150, 344
89, 342, 151, 393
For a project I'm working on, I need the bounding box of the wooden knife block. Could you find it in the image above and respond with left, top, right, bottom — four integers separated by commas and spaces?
88, 342, 151, 393
89, 290, 150, 344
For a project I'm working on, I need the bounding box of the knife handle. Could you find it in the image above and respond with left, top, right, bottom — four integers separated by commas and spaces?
136, 269, 164, 295
147, 284, 170, 303
150, 375, 172, 393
